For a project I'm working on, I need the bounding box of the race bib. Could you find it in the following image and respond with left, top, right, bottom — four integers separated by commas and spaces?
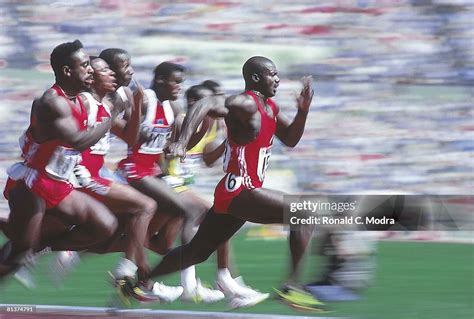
138, 126, 172, 154
224, 173, 242, 192
257, 146, 271, 182
73, 164, 92, 187
45, 146, 82, 181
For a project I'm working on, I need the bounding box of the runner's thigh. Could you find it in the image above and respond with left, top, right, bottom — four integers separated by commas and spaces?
102, 182, 155, 214
55, 190, 116, 226
229, 187, 286, 224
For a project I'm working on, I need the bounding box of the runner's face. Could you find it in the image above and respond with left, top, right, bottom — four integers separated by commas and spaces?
113, 54, 134, 87
91, 59, 117, 93
69, 49, 94, 90
163, 71, 185, 101
259, 62, 279, 97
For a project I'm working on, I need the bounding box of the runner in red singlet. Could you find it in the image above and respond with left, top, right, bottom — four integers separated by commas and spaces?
72, 57, 182, 302
114, 62, 226, 303
0, 40, 118, 277
126, 56, 318, 306
156, 83, 269, 307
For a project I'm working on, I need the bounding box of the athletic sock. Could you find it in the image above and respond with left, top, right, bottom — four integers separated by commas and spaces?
217, 268, 234, 283
181, 266, 197, 291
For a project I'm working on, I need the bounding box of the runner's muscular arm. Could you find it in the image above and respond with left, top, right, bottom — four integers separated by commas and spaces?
170, 112, 210, 152
275, 76, 313, 147
166, 95, 227, 158
186, 115, 210, 150
179, 95, 227, 145
111, 86, 142, 146
225, 94, 259, 145
43, 94, 113, 151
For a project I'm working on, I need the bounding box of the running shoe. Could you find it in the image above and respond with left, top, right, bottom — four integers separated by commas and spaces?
109, 272, 160, 303
14, 249, 41, 289
216, 274, 269, 308
109, 272, 182, 304
181, 278, 225, 303
228, 292, 270, 309
152, 281, 183, 303
14, 265, 36, 289
274, 285, 325, 311
49, 251, 80, 288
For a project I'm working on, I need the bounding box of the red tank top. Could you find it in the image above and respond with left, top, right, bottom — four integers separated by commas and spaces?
222, 91, 278, 189
121, 89, 174, 169
21, 84, 88, 180
79, 92, 111, 177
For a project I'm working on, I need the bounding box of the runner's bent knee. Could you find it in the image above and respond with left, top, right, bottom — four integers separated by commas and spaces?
124, 186, 157, 217
141, 196, 157, 217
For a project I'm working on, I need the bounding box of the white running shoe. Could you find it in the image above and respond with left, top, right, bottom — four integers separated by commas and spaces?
217, 275, 263, 298
14, 251, 39, 289
228, 292, 270, 309
152, 282, 183, 303
50, 251, 80, 287
14, 265, 36, 289
181, 278, 225, 303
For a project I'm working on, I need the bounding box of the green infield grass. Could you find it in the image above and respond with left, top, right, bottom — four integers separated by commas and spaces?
0, 233, 472, 318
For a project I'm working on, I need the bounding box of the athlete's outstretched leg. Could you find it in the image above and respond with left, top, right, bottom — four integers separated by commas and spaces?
147, 209, 245, 279
288, 225, 314, 284
228, 188, 314, 284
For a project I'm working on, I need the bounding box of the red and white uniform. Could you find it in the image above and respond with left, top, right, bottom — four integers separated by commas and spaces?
73, 92, 112, 200
3, 84, 87, 208
117, 89, 174, 182
213, 91, 278, 213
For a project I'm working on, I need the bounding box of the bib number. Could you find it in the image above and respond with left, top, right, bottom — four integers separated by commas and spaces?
257, 147, 271, 182
45, 146, 82, 181
73, 164, 92, 187
139, 127, 172, 154
224, 173, 242, 192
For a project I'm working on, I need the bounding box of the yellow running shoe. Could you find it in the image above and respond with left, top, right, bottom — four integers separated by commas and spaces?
274, 285, 325, 311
